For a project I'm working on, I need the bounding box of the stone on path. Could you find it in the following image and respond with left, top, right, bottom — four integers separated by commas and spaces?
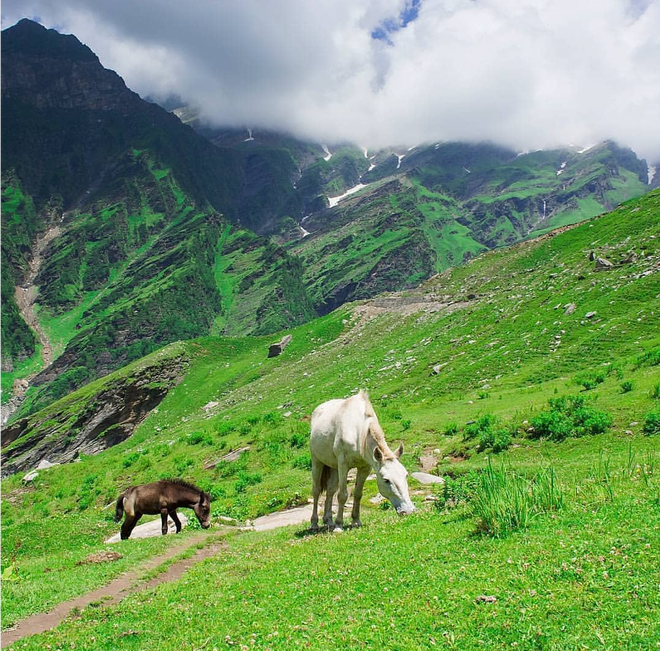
411, 471, 445, 485
251, 504, 313, 531
106, 514, 188, 543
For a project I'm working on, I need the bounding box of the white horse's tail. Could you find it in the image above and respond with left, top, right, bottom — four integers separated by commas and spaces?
319, 464, 333, 493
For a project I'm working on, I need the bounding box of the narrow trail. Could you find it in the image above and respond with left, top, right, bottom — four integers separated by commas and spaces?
2, 225, 60, 426
1, 533, 226, 647
1, 498, 368, 646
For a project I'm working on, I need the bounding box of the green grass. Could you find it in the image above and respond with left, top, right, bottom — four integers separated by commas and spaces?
1, 190, 659, 645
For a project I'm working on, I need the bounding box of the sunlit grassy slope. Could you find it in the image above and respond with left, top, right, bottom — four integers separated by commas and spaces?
1, 190, 658, 647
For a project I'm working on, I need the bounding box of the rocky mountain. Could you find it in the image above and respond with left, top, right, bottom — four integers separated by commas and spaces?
1, 19, 316, 416
176, 111, 652, 312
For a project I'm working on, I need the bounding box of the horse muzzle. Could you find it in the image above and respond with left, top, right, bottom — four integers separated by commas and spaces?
396, 503, 416, 516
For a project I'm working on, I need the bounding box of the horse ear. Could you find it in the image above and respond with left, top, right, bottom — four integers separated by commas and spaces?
374, 447, 383, 463
395, 443, 404, 459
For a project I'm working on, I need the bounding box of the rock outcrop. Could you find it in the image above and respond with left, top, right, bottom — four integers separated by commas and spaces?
1, 351, 189, 477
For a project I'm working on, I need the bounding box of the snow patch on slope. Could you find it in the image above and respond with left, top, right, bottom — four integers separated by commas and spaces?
647, 164, 657, 185
328, 183, 367, 208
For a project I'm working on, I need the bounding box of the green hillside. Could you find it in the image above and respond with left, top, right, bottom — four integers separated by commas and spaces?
2, 190, 658, 648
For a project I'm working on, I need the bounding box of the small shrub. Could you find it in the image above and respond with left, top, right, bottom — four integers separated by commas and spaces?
635, 347, 660, 369
530, 395, 613, 441
574, 370, 606, 391
650, 383, 660, 400
464, 414, 512, 453
443, 422, 459, 436
620, 380, 634, 394
289, 431, 307, 448
215, 422, 236, 437
434, 471, 479, 509
234, 470, 262, 493
292, 452, 312, 470
262, 411, 283, 426
187, 431, 213, 446
401, 418, 412, 431
643, 407, 660, 436
122, 452, 140, 468
473, 460, 563, 537
478, 391, 490, 400
173, 456, 194, 475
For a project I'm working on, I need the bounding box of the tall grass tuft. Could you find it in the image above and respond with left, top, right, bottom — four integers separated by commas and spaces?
473, 459, 563, 537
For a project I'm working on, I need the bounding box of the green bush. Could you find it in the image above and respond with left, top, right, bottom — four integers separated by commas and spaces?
234, 470, 263, 493
443, 422, 459, 436
289, 431, 308, 448
401, 418, 412, 431
473, 460, 563, 537
635, 347, 660, 369
650, 383, 660, 400
574, 370, 606, 391
292, 452, 312, 470
643, 407, 660, 436
620, 380, 634, 394
122, 452, 140, 468
464, 414, 512, 453
187, 431, 213, 445
530, 395, 613, 441
262, 411, 283, 426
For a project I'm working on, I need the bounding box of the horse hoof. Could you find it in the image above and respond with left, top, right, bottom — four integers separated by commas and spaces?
333, 526, 343, 534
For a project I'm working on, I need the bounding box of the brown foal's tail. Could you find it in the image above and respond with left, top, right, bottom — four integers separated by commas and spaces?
114, 493, 125, 523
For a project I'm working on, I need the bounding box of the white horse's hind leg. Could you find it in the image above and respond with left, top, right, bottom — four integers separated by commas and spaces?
351, 466, 370, 527
310, 458, 324, 530
334, 461, 349, 532
323, 468, 338, 529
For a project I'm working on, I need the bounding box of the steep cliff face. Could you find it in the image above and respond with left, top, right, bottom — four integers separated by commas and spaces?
1, 346, 190, 476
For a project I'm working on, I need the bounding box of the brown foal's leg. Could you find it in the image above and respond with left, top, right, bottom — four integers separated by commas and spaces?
120, 514, 141, 540
161, 508, 169, 535
169, 509, 182, 533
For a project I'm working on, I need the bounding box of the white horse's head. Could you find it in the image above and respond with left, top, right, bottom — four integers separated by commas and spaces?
374, 444, 415, 515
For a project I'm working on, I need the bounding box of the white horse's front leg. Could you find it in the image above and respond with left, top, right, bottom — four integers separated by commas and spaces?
351, 466, 370, 527
334, 460, 349, 532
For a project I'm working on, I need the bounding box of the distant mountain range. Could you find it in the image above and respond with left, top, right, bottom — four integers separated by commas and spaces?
1, 18, 657, 418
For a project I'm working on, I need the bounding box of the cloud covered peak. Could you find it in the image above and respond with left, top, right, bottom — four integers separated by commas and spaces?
3, 0, 659, 159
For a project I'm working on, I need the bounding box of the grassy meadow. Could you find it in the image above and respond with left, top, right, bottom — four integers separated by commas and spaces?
1, 191, 659, 648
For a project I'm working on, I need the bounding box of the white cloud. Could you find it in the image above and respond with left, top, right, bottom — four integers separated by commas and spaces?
2, 0, 659, 160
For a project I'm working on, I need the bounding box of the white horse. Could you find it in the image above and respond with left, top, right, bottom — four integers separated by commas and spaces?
310, 390, 415, 531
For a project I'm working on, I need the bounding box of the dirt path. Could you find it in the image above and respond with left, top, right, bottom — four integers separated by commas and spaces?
1, 533, 226, 647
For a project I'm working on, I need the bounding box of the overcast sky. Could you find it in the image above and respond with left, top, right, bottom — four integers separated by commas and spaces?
3, 0, 660, 160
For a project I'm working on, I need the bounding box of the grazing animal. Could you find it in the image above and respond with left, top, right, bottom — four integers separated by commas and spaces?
310, 390, 414, 531
114, 479, 211, 540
